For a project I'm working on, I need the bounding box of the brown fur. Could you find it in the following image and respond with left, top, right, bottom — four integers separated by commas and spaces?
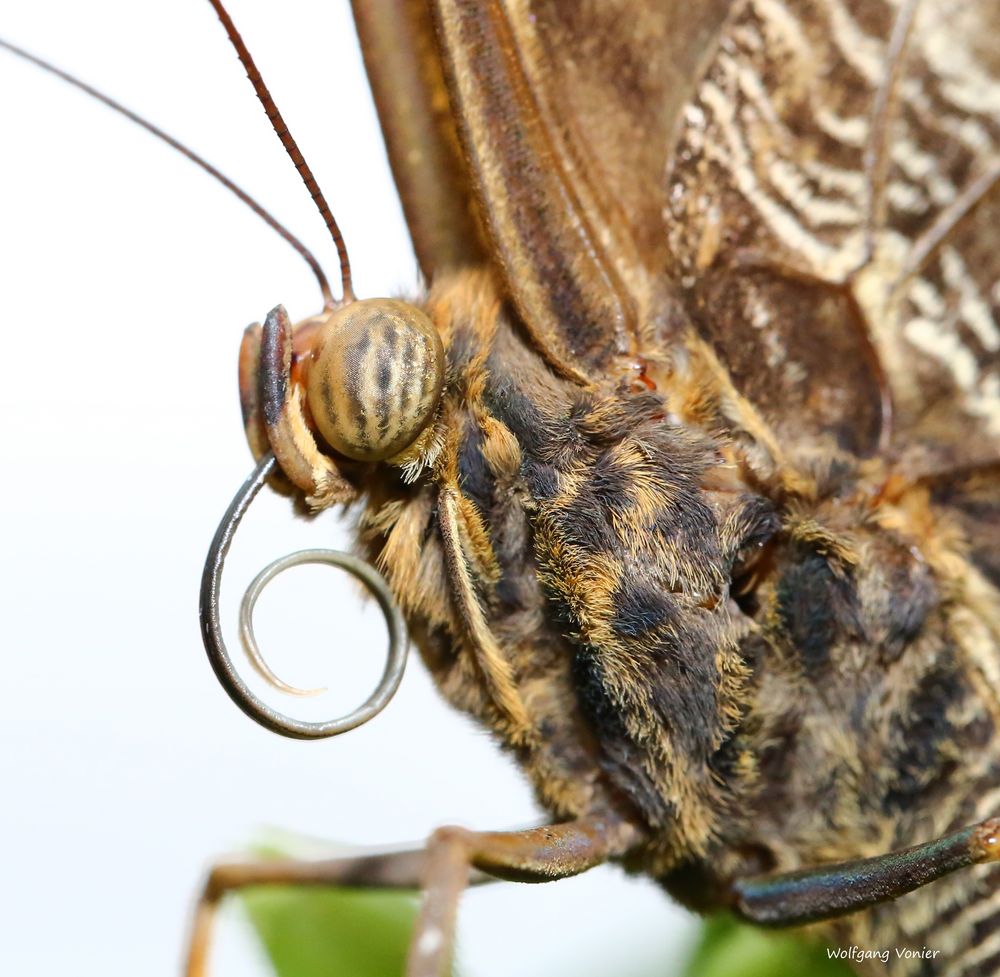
341, 266, 1000, 972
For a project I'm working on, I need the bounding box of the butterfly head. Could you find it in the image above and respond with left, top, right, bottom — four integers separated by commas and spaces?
238, 296, 448, 508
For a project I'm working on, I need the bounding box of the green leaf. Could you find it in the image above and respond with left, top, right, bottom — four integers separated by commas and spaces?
684, 915, 857, 977
237, 836, 420, 977
242, 883, 418, 977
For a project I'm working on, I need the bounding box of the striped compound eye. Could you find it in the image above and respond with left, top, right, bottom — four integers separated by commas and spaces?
305, 298, 445, 462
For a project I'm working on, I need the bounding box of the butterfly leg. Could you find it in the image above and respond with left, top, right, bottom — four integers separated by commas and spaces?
184, 846, 428, 977
731, 815, 1000, 927
405, 814, 643, 977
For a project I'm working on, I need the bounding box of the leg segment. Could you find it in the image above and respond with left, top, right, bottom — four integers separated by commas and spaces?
183, 814, 642, 977
732, 816, 1000, 927
406, 814, 643, 977
184, 847, 430, 977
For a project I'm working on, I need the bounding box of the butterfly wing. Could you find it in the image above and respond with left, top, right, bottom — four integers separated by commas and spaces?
356, 1, 731, 380
357, 0, 999, 461
351, 0, 488, 277
666, 0, 1000, 457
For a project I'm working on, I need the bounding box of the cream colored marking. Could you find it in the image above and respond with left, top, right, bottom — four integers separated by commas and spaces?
824, 0, 888, 85
750, 295, 773, 330
721, 50, 869, 199
887, 179, 928, 213
732, 22, 764, 53
934, 864, 1000, 951
438, 488, 533, 738
908, 276, 947, 320
800, 155, 870, 197
720, 48, 781, 128
692, 0, 1000, 443
815, 106, 869, 147
890, 137, 958, 207
763, 328, 787, 369
696, 203, 723, 269
751, 0, 811, 57
700, 80, 863, 277
901, 306, 1000, 433
919, 10, 1000, 117
852, 232, 909, 334
942, 247, 1000, 351
959, 587, 1000, 692
976, 374, 1000, 436
359, 337, 378, 450
974, 783, 1000, 821
902, 79, 996, 171
902, 161, 1000, 286
945, 115, 997, 158
905, 316, 978, 390
415, 927, 443, 958
682, 124, 706, 155
683, 103, 707, 130
952, 926, 1000, 976
767, 157, 862, 225
737, 66, 871, 198
888, 137, 938, 182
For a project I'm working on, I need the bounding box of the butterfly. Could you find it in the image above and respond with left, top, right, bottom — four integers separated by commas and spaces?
8, 2, 1000, 976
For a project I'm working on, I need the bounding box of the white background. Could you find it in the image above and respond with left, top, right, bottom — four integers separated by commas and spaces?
0, 2, 698, 975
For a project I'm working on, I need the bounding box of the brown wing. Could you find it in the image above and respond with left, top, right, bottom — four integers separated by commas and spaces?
666, 0, 1000, 456
351, 0, 489, 278
357, 0, 999, 457
356, 0, 731, 380
354, 0, 892, 448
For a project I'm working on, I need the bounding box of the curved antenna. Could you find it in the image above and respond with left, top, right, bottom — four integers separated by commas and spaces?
207, 0, 355, 303
0, 36, 334, 309
200, 452, 408, 740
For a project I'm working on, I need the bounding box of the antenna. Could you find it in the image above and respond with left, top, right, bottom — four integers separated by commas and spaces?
207, 0, 355, 303
0, 36, 335, 308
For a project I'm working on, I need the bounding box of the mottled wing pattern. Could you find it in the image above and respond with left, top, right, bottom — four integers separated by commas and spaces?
485, 0, 732, 293
666, 0, 1000, 457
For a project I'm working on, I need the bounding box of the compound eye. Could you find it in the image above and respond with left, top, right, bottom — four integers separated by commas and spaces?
305, 298, 445, 462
